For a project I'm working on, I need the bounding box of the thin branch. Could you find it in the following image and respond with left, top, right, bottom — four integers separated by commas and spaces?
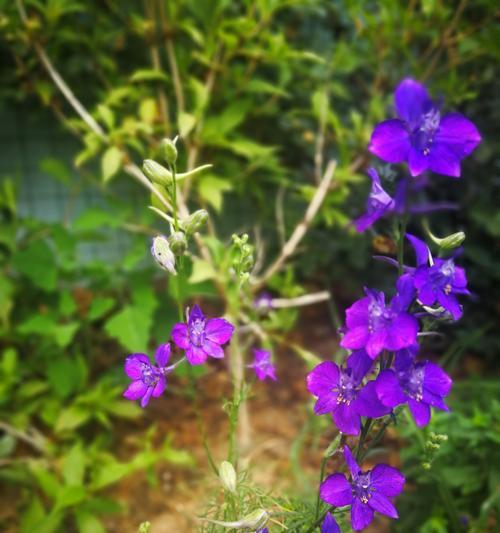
254, 160, 337, 287
0, 421, 46, 454
271, 291, 330, 309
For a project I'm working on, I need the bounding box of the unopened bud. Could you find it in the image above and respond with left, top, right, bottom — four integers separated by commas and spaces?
422, 462, 431, 470
151, 235, 176, 275
160, 136, 178, 165
168, 231, 187, 256
181, 209, 209, 235
219, 461, 237, 494
425, 222, 465, 251
138, 521, 151, 533
143, 159, 172, 186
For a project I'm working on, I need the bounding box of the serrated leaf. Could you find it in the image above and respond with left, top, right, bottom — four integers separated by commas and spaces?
101, 146, 122, 183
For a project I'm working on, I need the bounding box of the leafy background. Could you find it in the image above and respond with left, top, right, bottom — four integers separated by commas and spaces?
0, 0, 499, 532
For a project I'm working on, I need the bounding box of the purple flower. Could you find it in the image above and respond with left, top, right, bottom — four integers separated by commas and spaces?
375, 348, 452, 427
171, 305, 234, 365
306, 350, 391, 435
369, 78, 481, 178
123, 343, 171, 408
406, 233, 469, 320
354, 168, 395, 232
340, 279, 418, 359
254, 292, 273, 312
320, 446, 405, 531
321, 512, 340, 533
248, 349, 277, 381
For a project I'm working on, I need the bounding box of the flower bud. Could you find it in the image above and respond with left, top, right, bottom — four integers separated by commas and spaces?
143, 159, 172, 186
151, 235, 176, 275
181, 209, 209, 235
168, 231, 187, 256
219, 461, 237, 494
160, 136, 178, 165
138, 522, 151, 533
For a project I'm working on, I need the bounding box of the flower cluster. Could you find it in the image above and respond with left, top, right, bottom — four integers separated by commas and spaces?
122, 305, 235, 407
309, 78, 479, 530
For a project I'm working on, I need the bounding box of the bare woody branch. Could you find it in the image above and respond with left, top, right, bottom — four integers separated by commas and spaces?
253, 160, 337, 288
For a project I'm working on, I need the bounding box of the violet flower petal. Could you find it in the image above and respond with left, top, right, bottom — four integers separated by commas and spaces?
368, 492, 399, 519
347, 349, 373, 383
202, 339, 225, 359
355, 381, 392, 418
408, 398, 431, 427
341, 326, 370, 351
124, 354, 150, 379
307, 361, 340, 397
205, 317, 234, 345
140, 386, 154, 408
394, 79, 432, 127
351, 498, 374, 531
123, 380, 148, 400
344, 445, 360, 477
369, 119, 411, 163
171, 323, 190, 349
152, 376, 166, 398
332, 403, 361, 435
320, 473, 353, 507
406, 233, 430, 267
424, 362, 452, 397
376, 370, 407, 407
321, 512, 341, 533
186, 345, 208, 365
154, 343, 171, 368
370, 464, 405, 497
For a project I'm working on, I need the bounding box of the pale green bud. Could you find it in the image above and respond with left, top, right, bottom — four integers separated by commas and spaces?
219, 460, 237, 494
422, 462, 431, 470
143, 159, 172, 186
160, 136, 178, 165
168, 231, 188, 256
138, 522, 151, 533
437, 231, 465, 250
151, 235, 176, 275
181, 209, 209, 235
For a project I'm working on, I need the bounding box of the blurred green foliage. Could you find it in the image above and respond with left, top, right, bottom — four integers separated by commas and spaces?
0, 0, 499, 531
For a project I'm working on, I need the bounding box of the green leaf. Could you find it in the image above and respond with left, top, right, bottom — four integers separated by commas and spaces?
189, 259, 217, 283
105, 400, 142, 419
2, 347, 18, 377
139, 98, 157, 124
87, 297, 115, 321
104, 305, 151, 352
12, 240, 57, 291
201, 102, 249, 142
0, 433, 16, 457
62, 444, 86, 486
54, 485, 86, 511
75, 511, 106, 533
55, 406, 91, 433
54, 323, 79, 348
17, 314, 56, 336
101, 146, 122, 183
97, 104, 115, 129
46, 358, 83, 399
39, 157, 72, 185
20, 497, 45, 532
178, 111, 196, 137
198, 176, 232, 212
130, 69, 169, 83
73, 207, 120, 231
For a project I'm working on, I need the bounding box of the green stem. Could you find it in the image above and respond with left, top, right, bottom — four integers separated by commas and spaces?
314, 456, 328, 521
356, 418, 373, 461
170, 161, 179, 232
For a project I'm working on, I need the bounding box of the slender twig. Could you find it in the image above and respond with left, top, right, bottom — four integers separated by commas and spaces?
254, 160, 337, 287
0, 421, 46, 454
271, 291, 330, 309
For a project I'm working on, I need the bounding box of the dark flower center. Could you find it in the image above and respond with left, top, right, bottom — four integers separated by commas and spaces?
352, 472, 373, 504
141, 363, 159, 387
412, 108, 441, 156
368, 299, 394, 332
428, 259, 455, 292
335, 369, 358, 405
398, 364, 424, 401
189, 318, 206, 347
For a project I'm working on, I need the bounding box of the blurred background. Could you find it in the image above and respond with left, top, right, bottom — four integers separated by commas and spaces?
0, 1, 499, 532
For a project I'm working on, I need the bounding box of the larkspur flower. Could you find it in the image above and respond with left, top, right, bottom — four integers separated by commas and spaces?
306, 350, 391, 435
375, 347, 452, 427
254, 291, 273, 313
406, 233, 469, 320
369, 78, 481, 178
320, 446, 405, 531
123, 343, 171, 408
340, 277, 418, 359
354, 167, 395, 232
248, 349, 277, 381
321, 512, 340, 533
171, 304, 234, 365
